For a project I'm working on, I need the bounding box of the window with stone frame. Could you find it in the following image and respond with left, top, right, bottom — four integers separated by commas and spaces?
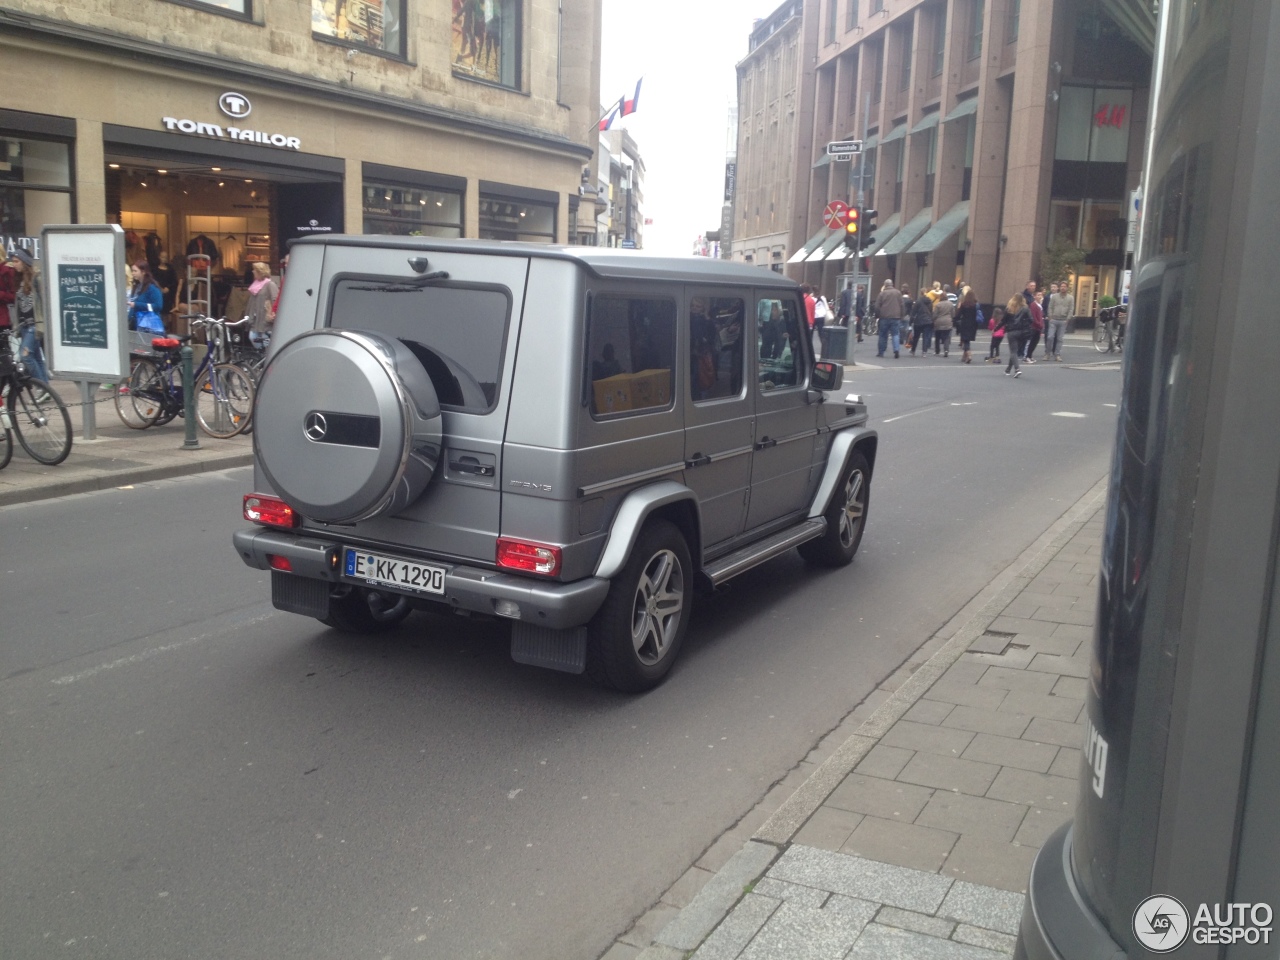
313, 0, 405, 57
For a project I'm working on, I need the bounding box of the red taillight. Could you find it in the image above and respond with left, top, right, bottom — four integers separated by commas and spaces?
244, 494, 299, 529
496, 537, 562, 576
267, 554, 293, 572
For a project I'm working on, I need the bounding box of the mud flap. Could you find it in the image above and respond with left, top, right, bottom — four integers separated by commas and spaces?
511, 622, 588, 675
272, 570, 331, 619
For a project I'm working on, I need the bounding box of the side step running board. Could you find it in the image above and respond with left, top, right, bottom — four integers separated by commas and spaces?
703, 519, 826, 587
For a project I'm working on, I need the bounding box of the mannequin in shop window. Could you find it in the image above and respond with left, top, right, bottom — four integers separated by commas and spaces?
247, 261, 278, 348
154, 252, 178, 317
186, 234, 219, 264
144, 231, 164, 270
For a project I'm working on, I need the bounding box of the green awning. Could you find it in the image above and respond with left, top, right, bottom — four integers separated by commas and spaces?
859, 211, 901, 257
879, 123, 907, 145
787, 225, 832, 264
905, 200, 970, 255
875, 206, 933, 257
812, 153, 832, 170
943, 98, 979, 123
862, 132, 880, 150
911, 112, 940, 134
806, 228, 846, 262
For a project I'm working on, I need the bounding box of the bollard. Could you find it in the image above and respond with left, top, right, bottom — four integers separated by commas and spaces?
181, 344, 200, 449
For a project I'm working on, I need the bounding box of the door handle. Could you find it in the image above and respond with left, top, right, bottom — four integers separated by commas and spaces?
755, 437, 777, 450
449, 458, 495, 477
685, 453, 712, 468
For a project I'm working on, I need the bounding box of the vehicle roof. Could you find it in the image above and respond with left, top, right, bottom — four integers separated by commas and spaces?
294, 234, 800, 288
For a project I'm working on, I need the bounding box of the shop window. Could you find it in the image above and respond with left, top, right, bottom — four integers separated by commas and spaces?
0, 136, 74, 262
452, 0, 522, 89
690, 296, 745, 403
586, 296, 676, 418
166, 0, 251, 17
479, 196, 555, 242
1049, 200, 1083, 246
312, 0, 404, 57
363, 183, 463, 237
1082, 200, 1125, 251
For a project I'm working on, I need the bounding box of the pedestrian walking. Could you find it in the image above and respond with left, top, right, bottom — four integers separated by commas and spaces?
247, 261, 280, 345
955, 287, 980, 364
932, 289, 956, 357
854, 283, 866, 342
1046, 281, 1073, 361
127, 260, 164, 331
908, 287, 934, 356
812, 288, 829, 355
874, 279, 903, 358
837, 283, 853, 327
1020, 281, 1042, 362
986, 306, 1006, 362
0, 248, 16, 328
1003, 293, 1032, 377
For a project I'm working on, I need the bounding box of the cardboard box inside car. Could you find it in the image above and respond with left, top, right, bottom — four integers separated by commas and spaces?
593, 369, 672, 413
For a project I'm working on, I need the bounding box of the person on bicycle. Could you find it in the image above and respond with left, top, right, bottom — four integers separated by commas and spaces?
9, 248, 49, 382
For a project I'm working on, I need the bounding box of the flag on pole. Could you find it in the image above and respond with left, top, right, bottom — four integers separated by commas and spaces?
621, 78, 643, 118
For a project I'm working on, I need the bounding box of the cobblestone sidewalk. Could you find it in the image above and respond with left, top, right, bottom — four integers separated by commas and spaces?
605, 478, 1107, 960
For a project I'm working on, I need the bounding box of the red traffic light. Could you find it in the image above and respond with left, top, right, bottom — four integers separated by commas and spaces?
845, 210, 860, 235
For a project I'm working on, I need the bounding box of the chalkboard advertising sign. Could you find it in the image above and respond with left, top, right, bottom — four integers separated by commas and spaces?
41, 225, 128, 381
58, 264, 109, 349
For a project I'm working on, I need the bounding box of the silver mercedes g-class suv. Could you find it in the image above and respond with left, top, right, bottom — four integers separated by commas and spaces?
233, 237, 876, 691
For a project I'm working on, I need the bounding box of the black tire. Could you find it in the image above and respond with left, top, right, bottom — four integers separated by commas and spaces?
587, 519, 692, 693
799, 449, 871, 567
196, 362, 255, 438
0, 426, 12, 470
9, 379, 72, 465
116, 358, 165, 428
320, 585, 413, 633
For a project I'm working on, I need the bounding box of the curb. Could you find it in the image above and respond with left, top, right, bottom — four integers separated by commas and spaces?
0, 451, 254, 507
630, 473, 1110, 959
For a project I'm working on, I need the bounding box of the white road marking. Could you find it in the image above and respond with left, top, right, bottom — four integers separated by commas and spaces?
883, 408, 933, 423
1052, 412, 1088, 418
1103, 403, 1117, 407
51, 612, 278, 685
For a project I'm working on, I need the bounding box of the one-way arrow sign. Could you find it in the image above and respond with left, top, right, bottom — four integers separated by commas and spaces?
827, 139, 863, 159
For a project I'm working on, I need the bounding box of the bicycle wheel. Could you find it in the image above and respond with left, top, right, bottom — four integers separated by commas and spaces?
0, 425, 12, 470
865, 315, 878, 335
196, 362, 255, 438
1093, 320, 1110, 353
9, 378, 72, 465
116, 358, 166, 427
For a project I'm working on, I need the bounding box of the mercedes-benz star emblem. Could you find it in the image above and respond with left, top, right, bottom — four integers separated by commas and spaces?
304, 412, 328, 442
218, 92, 252, 120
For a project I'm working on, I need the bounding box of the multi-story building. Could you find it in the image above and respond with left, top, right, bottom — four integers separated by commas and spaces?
730, 0, 817, 274
0, 0, 600, 275
602, 128, 644, 248
733, 0, 1153, 313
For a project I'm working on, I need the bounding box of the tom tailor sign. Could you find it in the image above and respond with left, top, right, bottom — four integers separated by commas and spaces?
160, 117, 301, 151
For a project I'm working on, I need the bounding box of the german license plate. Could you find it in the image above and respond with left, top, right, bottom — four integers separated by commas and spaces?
343, 549, 446, 595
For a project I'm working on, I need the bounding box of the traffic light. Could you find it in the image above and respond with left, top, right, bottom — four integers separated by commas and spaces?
862, 208, 878, 249
843, 207, 861, 251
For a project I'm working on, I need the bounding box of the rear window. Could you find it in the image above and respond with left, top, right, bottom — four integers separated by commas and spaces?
329, 279, 510, 413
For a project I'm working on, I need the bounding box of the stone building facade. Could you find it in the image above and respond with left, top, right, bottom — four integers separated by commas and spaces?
0, 0, 600, 275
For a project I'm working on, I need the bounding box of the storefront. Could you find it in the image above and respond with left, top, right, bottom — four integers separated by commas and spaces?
1, 110, 76, 261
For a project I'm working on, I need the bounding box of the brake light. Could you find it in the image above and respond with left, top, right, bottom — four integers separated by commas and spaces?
496, 537, 562, 576
268, 554, 293, 572
244, 494, 299, 529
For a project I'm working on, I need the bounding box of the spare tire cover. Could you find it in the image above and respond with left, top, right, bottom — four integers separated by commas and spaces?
254, 329, 443, 523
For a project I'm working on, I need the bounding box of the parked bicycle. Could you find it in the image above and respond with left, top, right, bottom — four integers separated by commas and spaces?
0, 323, 73, 466
114, 317, 255, 438
1093, 305, 1126, 353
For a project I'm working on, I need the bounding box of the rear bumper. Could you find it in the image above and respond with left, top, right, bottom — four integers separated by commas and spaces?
233, 527, 610, 629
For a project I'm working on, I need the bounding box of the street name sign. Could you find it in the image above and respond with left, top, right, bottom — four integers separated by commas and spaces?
826, 139, 863, 161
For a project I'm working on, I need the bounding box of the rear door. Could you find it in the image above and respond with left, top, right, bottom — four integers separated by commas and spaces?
745, 290, 819, 530
683, 288, 753, 548
314, 245, 529, 562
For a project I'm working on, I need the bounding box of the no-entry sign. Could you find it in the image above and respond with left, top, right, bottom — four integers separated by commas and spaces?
823, 201, 850, 228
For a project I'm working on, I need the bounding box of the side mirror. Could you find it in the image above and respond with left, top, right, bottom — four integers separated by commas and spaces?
812, 360, 843, 391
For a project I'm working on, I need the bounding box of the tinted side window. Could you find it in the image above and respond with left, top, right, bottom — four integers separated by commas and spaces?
587, 296, 676, 417
690, 296, 746, 402
329, 279, 510, 413
756, 297, 804, 390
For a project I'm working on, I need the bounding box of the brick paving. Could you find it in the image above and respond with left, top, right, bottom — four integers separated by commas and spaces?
607, 481, 1106, 960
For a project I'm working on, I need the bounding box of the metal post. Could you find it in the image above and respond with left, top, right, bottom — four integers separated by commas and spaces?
76, 380, 97, 441
181, 344, 200, 449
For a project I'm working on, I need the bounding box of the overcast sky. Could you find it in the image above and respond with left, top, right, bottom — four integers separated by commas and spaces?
599, 0, 786, 256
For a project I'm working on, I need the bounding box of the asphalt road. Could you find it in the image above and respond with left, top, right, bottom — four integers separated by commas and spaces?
0, 339, 1121, 960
